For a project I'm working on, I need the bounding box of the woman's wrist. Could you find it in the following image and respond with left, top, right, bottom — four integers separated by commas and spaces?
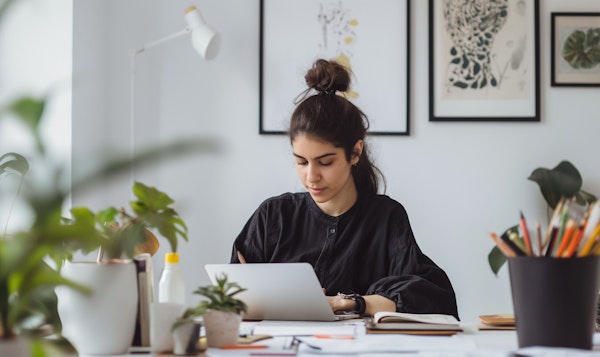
337, 292, 366, 316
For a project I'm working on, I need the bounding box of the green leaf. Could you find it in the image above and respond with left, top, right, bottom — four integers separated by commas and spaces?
528, 160, 582, 208
6, 96, 45, 133
488, 245, 507, 276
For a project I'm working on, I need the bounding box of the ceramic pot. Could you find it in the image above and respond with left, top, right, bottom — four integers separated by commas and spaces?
172, 321, 201, 355
203, 310, 242, 348
56, 260, 138, 355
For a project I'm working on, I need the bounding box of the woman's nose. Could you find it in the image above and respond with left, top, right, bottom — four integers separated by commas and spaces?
306, 164, 320, 182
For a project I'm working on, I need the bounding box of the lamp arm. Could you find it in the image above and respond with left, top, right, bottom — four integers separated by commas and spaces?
133, 27, 191, 55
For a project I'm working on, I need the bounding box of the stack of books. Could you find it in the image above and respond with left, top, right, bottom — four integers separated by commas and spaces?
478, 314, 515, 331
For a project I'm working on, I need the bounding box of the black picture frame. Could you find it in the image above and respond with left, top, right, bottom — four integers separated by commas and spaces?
551, 12, 600, 87
429, 0, 540, 122
259, 0, 411, 135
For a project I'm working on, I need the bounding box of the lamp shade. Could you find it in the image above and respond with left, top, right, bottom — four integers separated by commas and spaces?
184, 6, 220, 60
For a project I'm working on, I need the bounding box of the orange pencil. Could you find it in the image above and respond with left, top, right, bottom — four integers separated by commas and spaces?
563, 225, 584, 257
520, 211, 533, 256
555, 219, 576, 257
489, 232, 517, 257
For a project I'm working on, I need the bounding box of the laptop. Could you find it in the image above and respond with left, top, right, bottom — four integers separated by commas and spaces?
204, 263, 359, 321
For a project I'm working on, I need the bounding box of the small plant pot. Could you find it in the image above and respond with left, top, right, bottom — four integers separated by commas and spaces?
172, 321, 201, 355
203, 310, 242, 348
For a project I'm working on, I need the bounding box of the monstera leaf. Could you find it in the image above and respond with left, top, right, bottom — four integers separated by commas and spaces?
562, 28, 600, 70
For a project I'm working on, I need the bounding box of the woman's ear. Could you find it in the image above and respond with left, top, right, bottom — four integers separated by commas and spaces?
351, 140, 364, 165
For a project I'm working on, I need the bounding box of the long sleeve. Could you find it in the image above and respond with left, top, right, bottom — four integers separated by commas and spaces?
229, 192, 459, 319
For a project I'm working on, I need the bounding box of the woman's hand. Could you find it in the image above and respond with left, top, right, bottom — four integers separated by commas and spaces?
326, 294, 355, 313
324, 291, 396, 316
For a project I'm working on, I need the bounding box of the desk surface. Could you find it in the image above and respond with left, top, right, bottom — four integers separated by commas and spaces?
77, 322, 600, 357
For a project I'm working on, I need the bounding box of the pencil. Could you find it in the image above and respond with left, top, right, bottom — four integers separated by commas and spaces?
563, 224, 584, 258
553, 205, 570, 253
489, 232, 517, 257
555, 219, 576, 257
520, 211, 533, 256
536, 221, 542, 256
544, 222, 560, 257
542, 198, 565, 252
578, 223, 600, 257
578, 201, 600, 252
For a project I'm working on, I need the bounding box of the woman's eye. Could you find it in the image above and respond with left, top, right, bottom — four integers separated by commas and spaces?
319, 161, 333, 166
296, 161, 308, 166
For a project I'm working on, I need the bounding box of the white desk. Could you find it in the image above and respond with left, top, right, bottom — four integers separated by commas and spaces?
78, 323, 600, 357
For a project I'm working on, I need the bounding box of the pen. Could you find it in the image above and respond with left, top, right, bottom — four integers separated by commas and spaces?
313, 334, 354, 340
221, 345, 269, 350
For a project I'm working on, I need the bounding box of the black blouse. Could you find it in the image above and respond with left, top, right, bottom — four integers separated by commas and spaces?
230, 192, 459, 319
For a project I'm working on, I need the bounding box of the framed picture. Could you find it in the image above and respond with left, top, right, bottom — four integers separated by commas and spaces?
551, 12, 600, 87
259, 0, 410, 135
429, 0, 540, 122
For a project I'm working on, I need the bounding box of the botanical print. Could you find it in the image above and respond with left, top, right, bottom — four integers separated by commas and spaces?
316, 1, 359, 99
441, 0, 530, 100
558, 26, 600, 73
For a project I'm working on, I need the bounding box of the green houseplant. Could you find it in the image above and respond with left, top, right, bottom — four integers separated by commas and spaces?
488, 160, 597, 275
175, 274, 247, 349
0, 91, 217, 356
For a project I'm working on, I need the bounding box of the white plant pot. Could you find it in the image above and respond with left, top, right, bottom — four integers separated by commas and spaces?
56, 260, 138, 355
203, 310, 242, 348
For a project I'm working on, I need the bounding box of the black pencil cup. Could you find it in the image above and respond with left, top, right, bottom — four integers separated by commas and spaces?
508, 256, 600, 350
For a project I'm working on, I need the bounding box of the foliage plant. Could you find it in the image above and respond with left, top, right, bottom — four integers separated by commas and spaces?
173, 274, 247, 330
488, 161, 597, 275
68, 181, 188, 262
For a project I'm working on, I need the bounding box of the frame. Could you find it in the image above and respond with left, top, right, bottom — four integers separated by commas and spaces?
259, 0, 410, 135
429, 0, 540, 122
551, 12, 600, 87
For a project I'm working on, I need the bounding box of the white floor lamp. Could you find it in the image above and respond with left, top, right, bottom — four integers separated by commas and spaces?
129, 5, 219, 176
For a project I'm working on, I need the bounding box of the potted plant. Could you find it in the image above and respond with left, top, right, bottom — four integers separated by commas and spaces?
175, 274, 247, 349
488, 160, 597, 275
56, 180, 189, 355
0, 90, 217, 356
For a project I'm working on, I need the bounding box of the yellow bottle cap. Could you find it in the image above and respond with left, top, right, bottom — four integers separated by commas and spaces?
165, 252, 179, 264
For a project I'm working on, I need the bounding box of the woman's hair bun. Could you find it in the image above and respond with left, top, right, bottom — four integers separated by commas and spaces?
304, 59, 351, 94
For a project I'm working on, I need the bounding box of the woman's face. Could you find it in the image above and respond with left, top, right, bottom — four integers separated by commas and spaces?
292, 134, 361, 214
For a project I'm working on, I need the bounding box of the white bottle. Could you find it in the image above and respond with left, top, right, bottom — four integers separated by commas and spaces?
158, 252, 185, 305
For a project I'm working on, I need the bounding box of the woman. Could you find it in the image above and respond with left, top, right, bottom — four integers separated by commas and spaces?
231, 58, 459, 319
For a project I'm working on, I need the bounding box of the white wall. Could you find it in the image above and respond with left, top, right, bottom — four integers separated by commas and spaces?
0, 0, 72, 230
72, 0, 600, 322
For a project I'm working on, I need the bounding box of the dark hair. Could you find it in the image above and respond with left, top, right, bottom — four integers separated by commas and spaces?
288, 58, 385, 195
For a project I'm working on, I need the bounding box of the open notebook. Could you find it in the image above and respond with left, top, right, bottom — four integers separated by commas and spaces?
204, 263, 358, 321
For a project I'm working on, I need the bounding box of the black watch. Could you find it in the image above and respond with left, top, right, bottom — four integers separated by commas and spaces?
337, 292, 366, 316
